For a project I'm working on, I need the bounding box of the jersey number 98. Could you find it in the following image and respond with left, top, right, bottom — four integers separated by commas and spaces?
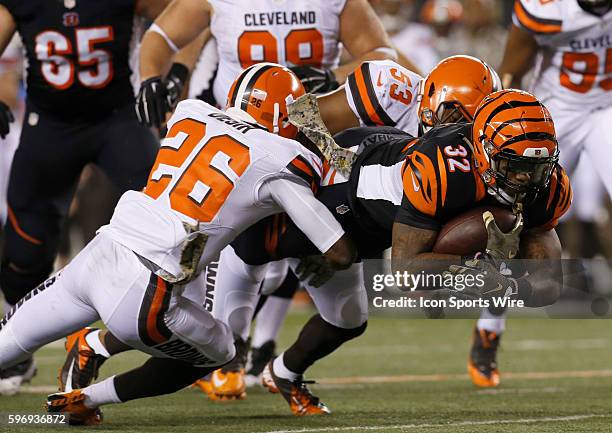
238, 29, 324, 68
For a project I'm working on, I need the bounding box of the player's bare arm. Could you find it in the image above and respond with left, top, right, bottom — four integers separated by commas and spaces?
139, 0, 212, 81
498, 24, 539, 89
516, 228, 563, 307
316, 88, 361, 135
0, 5, 16, 58
0, 6, 16, 139
391, 222, 458, 280
334, 0, 396, 83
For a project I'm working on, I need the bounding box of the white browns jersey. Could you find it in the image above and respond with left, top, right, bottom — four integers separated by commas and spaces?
100, 100, 324, 282
209, 0, 346, 105
345, 60, 423, 136
513, 0, 612, 109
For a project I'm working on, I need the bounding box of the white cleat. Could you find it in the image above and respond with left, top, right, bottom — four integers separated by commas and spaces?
0, 358, 37, 396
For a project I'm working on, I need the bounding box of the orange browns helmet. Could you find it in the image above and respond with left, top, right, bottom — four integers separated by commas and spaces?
418, 55, 501, 131
226, 63, 305, 139
472, 89, 559, 202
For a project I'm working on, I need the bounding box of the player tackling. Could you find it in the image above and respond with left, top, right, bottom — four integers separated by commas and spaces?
0, 63, 354, 425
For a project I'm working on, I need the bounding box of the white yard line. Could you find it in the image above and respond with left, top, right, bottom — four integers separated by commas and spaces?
262, 414, 611, 433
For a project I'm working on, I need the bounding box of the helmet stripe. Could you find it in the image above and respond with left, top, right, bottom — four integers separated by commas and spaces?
500, 131, 557, 149
239, 64, 275, 111
483, 100, 543, 129
230, 63, 275, 110
490, 117, 553, 142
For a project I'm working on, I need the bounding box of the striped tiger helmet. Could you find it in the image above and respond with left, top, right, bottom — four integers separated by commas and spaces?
226, 63, 305, 139
472, 89, 559, 201
418, 55, 501, 131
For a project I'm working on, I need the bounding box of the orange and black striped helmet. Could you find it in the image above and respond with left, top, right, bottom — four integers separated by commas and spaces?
472, 89, 559, 200
226, 63, 305, 139
418, 55, 501, 131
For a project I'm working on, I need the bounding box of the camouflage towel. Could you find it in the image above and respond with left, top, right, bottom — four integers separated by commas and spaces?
287, 93, 356, 177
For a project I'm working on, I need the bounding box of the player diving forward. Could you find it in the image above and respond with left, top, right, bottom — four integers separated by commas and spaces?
250, 89, 571, 413
0, 63, 355, 425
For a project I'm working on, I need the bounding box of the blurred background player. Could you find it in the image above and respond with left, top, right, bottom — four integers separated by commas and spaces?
135, 0, 403, 128
469, 0, 612, 389
0, 34, 22, 228
0, 0, 203, 395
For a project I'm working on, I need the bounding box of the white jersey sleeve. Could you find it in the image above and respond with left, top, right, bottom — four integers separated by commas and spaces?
512, 0, 563, 39
345, 60, 422, 136
261, 177, 344, 253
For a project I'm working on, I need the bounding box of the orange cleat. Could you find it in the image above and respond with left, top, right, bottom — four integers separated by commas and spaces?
193, 377, 219, 401
210, 368, 246, 400
262, 361, 330, 416
59, 327, 107, 391
45, 389, 103, 426
468, 327, 501, 387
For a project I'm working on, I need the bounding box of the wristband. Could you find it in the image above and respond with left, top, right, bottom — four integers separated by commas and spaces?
168, 62, 189, 85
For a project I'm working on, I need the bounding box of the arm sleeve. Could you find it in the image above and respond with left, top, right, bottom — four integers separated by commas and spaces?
345, 60, 421, 131
261, 176, 345, 254
512, 0, 562, 37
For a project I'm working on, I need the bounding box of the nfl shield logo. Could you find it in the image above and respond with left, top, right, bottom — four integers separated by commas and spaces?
535, 149, 542, 156
64, 0, 76, 9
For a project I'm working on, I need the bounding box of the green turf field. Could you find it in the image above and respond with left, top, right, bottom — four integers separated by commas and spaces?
2, 311, 612, 433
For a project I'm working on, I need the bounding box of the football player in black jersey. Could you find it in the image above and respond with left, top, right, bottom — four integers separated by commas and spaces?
0, 0, 197, 395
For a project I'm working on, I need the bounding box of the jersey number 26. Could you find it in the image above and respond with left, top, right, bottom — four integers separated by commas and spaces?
145, 118, 251, 223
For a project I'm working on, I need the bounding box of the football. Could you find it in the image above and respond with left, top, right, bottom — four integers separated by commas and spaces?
433, 206, 517, 256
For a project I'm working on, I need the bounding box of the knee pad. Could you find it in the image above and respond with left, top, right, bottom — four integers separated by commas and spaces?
0, 259, 54, 305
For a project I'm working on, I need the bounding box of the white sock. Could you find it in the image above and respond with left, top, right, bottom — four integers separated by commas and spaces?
272, 353, 300, 381
82, 376, 121, 408
85, 330, 110, 358
477, 308, 507, 334
252, 297, 291, 348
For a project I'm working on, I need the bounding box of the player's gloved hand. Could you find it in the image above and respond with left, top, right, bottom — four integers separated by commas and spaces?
289, 65, 339, 94
444, 254, 518, 300
135, 76, 170, 128
0, 100, 15, 139
165, 62, 189, 110
483, 211, 523, 260
295, 255, 336, 287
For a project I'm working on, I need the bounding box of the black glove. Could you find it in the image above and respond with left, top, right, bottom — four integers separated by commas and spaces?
295, 255, 336, 288
165, 62, 189, 110
444, 254, 518, 300
289, 65, 339, 94
0, 101, 14, 139
135, 76, 170, 128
